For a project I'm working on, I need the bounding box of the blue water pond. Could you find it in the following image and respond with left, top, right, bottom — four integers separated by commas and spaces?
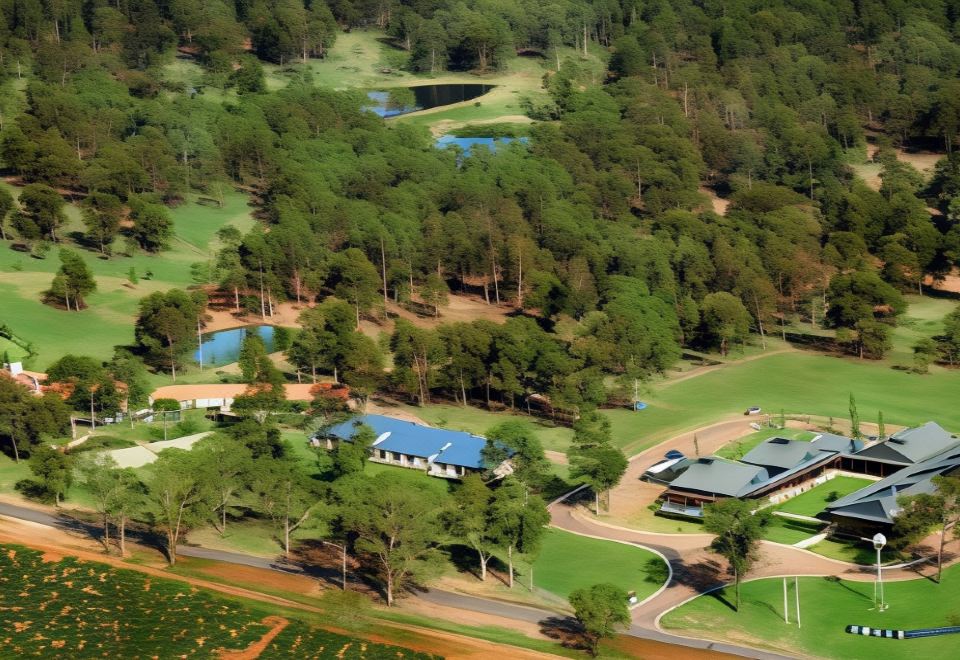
365, 83, 494, 118
194, 325, 275, 367
435, 135, 529, 156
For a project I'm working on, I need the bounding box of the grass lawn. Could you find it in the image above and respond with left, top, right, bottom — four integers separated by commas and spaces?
0, 189, 253, 369
807, 537, 904, 565
601, 507, 706, 534
776, 476, 875, 518
762, 517, 825, 545
532, 528, 666, 601
362, 460, 455, 498
888, 294, 955, 366
715, 427, 816, 460
0, 454, 30, 492
609, 350, 960, 456
0, 543, 432, 659
661, 566, 960, 659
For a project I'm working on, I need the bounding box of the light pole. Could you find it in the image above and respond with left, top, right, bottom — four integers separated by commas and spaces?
323, 540, 348, 591
873, 532, 887, 612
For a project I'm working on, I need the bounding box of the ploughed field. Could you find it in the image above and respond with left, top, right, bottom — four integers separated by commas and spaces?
0, 545, 432, 659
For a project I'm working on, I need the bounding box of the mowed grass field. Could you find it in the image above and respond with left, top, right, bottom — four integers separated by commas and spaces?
0, 544, 432, 659
532, 529, 665, 601
0, 185, 254, 369
776, 476, 875, 518
609, 349, 960, 456
661, 565, 960, 660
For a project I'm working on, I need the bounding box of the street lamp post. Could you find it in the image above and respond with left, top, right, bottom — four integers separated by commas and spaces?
872, 532, 887, 612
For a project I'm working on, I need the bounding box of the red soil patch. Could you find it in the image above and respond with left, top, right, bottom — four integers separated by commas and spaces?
217, 616, 289, 660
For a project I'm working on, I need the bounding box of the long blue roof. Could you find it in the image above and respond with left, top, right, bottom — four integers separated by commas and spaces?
323, 414, 489, 469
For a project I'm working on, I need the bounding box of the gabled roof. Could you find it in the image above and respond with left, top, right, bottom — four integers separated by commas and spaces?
668, 458, 769, 497
826, 443, 960, 525
741, 438, 819, 474
322, 414, 490, 469
811, 432, 863, 454
854, 422, 958, 465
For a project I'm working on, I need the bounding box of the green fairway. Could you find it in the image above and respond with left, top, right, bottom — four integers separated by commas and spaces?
0, 190, 253, 369
661, 566, 960, 659
0, 544, 431, 659
610, 350, 960, 455
776, 477, 875, 518
532, 528, 666, 601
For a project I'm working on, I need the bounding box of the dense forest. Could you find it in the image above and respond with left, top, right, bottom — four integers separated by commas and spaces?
2, 1, 960, 413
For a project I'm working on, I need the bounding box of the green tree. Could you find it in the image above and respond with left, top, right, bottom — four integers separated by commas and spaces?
331, 248, 381, 328
135, 289, 206, 380
420, 272, 449, 317
912, 337, 938, 374
238, 331, 268, 383
253, 456, 318, 558
848, 393, 861, 439
25, 445, 73, 506
333, 421, 375, 476
12, 184, 66, 243
700, 292, 751, 356
129, 200, 173, 252
489, 477, 549, 589
483, 421, 550, 487
337, 471, 444, 606
446, 474, 499, 581
0, 376, 71, 463
703, 498, 772, 611
194, 435, 253, 535
0, 186, 14, 240
939, 306, 960, 365
81, 192, 123, 255
145, 449, 205, 565
568, 583, 630, 656
48, 248, 97, 311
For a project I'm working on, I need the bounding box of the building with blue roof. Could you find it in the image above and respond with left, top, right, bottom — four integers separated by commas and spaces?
318, 414, 501, 479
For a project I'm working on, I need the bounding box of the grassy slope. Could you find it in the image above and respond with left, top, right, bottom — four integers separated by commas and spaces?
661, 566, 960, 660
610, 350, 960, 456
0, 188, 254, 369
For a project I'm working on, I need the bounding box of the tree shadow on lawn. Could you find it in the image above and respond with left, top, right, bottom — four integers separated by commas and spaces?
539, 615, 591, 652
294, 539, 382, 597
823, 575, 873, 602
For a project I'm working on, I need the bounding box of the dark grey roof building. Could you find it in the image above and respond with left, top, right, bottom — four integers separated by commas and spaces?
824, 441, 960, 534
853, 422, 957, 466
666, 458, 770, 498
741, 438, 821, 476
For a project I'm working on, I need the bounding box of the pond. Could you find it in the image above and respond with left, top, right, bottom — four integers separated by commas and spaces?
435, 135, 529, 156
365, 83, 495, 118
194, 325, 275, 367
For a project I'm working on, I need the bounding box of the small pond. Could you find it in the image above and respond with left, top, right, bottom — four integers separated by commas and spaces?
435, 135, 529, 156
194, 325, 275, 367
365, 83, 495, 118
